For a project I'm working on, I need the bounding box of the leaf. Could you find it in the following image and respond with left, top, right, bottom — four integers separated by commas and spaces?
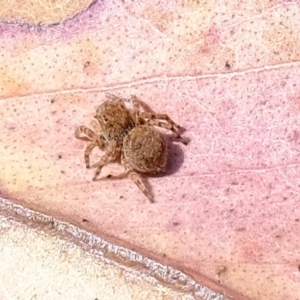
1, 1, 300, 299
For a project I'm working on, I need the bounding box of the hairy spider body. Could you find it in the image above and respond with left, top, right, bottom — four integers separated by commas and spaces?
123, 125, 167, 174
94, 98, 135, 144
75, 94, 183, 202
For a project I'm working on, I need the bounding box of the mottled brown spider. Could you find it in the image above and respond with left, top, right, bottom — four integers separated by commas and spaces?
75, 93, 183, 202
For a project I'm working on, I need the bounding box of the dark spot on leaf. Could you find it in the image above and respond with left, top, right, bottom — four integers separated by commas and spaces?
225, 61, 231, 69
84, 61, 90, 68
217, 266, 227, 276
236, 227, 246, 232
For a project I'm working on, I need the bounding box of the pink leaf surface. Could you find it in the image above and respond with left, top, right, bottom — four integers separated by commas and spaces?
1, 1, 300, 299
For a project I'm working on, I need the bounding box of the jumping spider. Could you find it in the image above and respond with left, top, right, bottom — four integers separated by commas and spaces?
75, 93, 184, 202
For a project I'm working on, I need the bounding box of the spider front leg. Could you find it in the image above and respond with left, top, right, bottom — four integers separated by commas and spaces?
84, 142, 97, 168
75, 125, 106, 168
121, 155, 154, 202
92, 140, 120, 181
75, 126, 106, 148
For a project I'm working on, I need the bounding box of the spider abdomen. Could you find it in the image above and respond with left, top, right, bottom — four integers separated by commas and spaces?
123, 125, 167, 174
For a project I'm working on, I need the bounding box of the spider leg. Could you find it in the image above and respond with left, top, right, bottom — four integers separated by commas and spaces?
75, 125, 106, 150
121, 155, 154, 203
75, 125, 108, 168
129, 95, 182, 138
92, 140, 119, 181
130, 95, 155, 113
91, 118, 101, 132
129, 95, 141, 125
130, 95, 140, 111
84, 142, 98, 168
92, 153, 110, 181
75, 125, 94, 142
139, 112, 181, 138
